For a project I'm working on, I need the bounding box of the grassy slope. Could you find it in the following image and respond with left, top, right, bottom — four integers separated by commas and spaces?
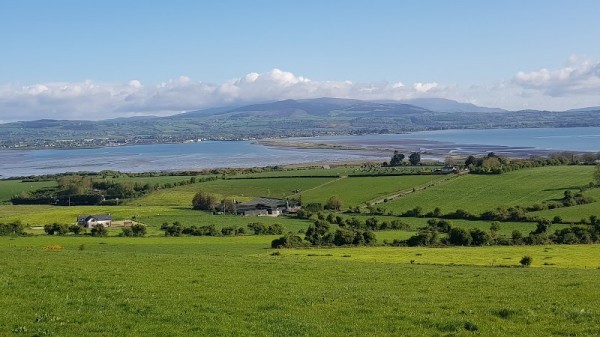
130, 177, 337, 206
529, 187, 600, 222
0, 236, 598, 337
383, 166, 595, 215
298, 175, 446, 206
0, 180, 56, 202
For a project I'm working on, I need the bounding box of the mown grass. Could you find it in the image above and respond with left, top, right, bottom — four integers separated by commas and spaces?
0, 236, 598, 336
383, 166, 595, 215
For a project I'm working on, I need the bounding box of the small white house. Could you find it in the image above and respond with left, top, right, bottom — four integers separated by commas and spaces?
77, 214, 112, 228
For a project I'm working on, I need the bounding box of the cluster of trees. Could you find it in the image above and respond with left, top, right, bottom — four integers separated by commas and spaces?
42, 223, 115, 237
399, 190, 594, 224
306, 220, 376, 246
382, 151, 421, 167
160, 221, 282, 237
11, 173, 219, 206
388, 217, 600, 247
191, 191, 238, 214
0, 221, 25, 236
44, 223, 82, 235
298, 210, 410, 231
466, 152, 600, 175
120, 224, 147, 237
271, 220, 377, 249
162, 222, 221, 237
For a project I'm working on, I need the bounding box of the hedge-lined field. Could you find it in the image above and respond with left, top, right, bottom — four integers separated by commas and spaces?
382, 166, 596, 215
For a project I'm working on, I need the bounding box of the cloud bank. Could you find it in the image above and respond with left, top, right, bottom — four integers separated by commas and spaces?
0, 69, 450, 122
1, 56, 599, 123
513, 56, 600, 96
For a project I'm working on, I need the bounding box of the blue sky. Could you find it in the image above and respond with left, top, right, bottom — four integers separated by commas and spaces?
0, 0, 599, 121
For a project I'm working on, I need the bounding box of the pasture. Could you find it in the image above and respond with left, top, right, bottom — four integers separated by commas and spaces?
0, 179, 56, 202
0, 236, 598, 336
1, 164, 600, 336
382, 166, 597, 215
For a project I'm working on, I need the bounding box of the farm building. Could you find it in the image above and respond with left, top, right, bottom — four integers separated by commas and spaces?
440, 166, 458, 174
77, 214, 113, 228
236, 197, 300, 217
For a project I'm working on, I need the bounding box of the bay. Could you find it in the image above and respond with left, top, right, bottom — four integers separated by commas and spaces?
0, 127, 598, 178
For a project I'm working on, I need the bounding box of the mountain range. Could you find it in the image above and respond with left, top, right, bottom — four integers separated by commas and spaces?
1, 97, 598, 149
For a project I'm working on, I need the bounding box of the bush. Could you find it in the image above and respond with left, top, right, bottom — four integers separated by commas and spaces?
406, 230, 439, 246
131, 224, 147, 237
91, 224, 108, 237
120, 227, 133, 237
0, 221, 25, 236
271, 234, 306, 248
520, 256, 533, 267
44, 223, 69, 235
69, 224, 82, 235
247, 222, 284, 235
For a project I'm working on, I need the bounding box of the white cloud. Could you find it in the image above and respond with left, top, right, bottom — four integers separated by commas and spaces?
513, 56, 600, 96
1, 60, 600, 122
0, 71, 456, 122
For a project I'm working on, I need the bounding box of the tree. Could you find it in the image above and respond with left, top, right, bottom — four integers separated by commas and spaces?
389, 150, 405, 166
489, 222, 501, 233
192, 191, 218, 211
470, 228, 491, 246
221, 198, 237, 214
464, 155, 477, 167
448, 227, 472, 246
325, 195, 343, 211
511, 230, 524, 245
44, 223, 69, 235
409, 152, 421, 166
305, 220, 331, 245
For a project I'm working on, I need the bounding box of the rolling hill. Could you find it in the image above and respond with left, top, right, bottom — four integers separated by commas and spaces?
0, 98, 599, 149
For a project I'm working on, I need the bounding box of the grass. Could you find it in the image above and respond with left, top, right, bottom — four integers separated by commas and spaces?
0, 179, 56, 202
383, 166, 596, 215
1, 165, 600, 336
130, 177, 337, 206
297, 174, 446, 206
0, 235, 598, 336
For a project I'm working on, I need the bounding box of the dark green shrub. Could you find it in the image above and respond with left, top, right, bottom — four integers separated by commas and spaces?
520, 256, 533, 267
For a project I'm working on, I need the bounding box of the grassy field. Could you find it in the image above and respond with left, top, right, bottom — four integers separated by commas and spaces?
382, 166, 596, 215
130, 177, 337, 206
297, 175, 446, 206
0, 179, 56, 202
0, 236, 598, 336
2, 165, 600, 336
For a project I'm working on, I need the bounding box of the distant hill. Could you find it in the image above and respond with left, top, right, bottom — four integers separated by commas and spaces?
396, 98, 507, 113
566, 106, 600, 113
1, 97, 600, 149
214, 98, 429, 119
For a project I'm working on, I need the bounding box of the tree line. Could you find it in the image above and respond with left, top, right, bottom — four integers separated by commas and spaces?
389, 217, 600, 247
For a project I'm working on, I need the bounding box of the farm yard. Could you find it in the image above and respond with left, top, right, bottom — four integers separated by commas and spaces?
1, 163, 600, 336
